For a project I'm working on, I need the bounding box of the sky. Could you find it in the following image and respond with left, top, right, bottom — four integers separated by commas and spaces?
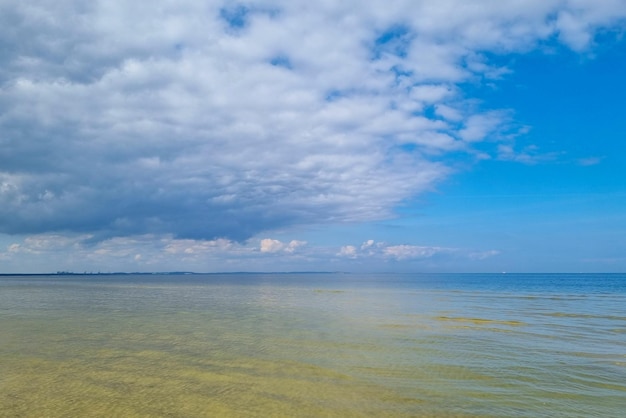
1, 0, 625, 273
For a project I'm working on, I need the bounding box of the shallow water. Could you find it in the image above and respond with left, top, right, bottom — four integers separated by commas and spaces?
1, 273, 625, 417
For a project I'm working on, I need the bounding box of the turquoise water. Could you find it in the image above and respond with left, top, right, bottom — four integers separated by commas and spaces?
1, 273, 625, 417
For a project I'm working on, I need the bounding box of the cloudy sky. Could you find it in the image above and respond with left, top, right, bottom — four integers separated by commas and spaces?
1, 0, 625, 273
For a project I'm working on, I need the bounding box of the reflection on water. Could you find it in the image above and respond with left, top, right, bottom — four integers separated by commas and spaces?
1, 273, 625, 417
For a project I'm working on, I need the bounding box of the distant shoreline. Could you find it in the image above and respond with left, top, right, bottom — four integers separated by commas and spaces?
0, 271, 622, 276
0, 271, 348, 277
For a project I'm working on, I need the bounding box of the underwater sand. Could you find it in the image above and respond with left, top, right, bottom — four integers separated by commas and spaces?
1, 273, 625, 417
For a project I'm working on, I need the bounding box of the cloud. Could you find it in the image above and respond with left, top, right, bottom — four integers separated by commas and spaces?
1, 234, 301, 272
336, 240, 449, 260
260, 239, 284, 253
382, 244, 446, 260
1, 1, 625, 242
459, 111, 511, 143
338, 245, 358, 258
361, 240, 376, 250
260, 238, 306, 253
334, 239, 501, 263
577, 156, 603, 166
0, 233, 499, 273
165, 238, 235, 255
496, 143, 561, 164
5, 235, 84, 254
284, 240, 307, 253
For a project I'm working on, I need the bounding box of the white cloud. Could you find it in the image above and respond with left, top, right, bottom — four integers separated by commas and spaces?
435, 104, 463, 122
1, 233, 312, 272
260, 238, 306, 253
459, 111, 510, 143
0, 231, 499, 272
338, 245, 358, 258
336, 240, 450, 260
285, 240, 307, 253
361, 240, 375, 250
0, 0, 624, 246
260, 239, 285, 253
6, 235, 85, 254
497, 143, 560, 164
335, 239, 501, 263
165, 238, 235, 255
382, 244, 445, 260
410, 84, 454, 103
8, 244, 21, 253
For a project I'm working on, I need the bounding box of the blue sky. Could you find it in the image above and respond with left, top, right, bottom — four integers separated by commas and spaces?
0, 1, 625, 273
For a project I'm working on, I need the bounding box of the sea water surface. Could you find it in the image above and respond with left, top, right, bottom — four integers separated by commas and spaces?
1, 273, 625, 417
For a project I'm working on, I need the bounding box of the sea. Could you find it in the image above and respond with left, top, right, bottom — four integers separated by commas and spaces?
1, 273, 624, 417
